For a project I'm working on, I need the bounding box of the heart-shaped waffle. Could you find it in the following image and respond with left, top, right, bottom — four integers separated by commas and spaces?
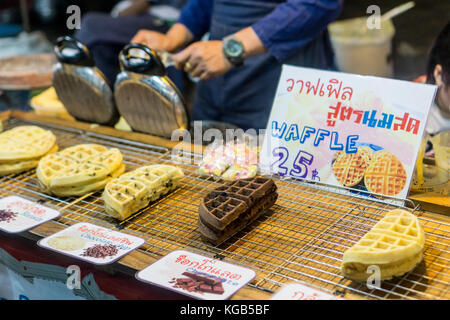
198, 176, 278, 245
364, 150, 407, 196
103, 164, 184, 220
37, 144, 124, 195
341, 209, 425, 281
0, 126, 56, 162
332, 149, 369, 187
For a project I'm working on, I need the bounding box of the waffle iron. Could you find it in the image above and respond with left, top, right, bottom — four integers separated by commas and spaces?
114, 43, 189, 138
52, 36, 119, 125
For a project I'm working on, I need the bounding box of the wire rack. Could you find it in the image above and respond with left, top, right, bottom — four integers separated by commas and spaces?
0, 117, 449, 300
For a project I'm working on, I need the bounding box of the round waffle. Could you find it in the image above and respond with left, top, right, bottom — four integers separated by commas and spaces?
332, 150, 369, 187
0, 126, 56, 162
341, 209, 425, 281
37, 144, 124, 196
364, 150, 407, 196
103, 164, 184, 220
0, 144, 58, 175
50, 163, 125, 197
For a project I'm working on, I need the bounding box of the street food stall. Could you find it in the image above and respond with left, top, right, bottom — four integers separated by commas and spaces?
0, 7, 449, 301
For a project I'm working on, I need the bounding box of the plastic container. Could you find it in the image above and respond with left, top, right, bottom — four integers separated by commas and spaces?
412, 131, 449, 195
430, 131, 450, 171
328, 17, 395, 77
411, 164, 449, 195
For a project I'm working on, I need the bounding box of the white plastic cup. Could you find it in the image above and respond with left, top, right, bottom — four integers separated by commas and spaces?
328, 17, 396, 78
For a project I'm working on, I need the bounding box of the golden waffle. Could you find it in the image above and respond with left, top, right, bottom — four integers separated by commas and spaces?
341, 209, 425, 281
332, 149, 369, 187
0, 144, 58, 175
36, 144, 124, 196
0, 126, 56, 162
103, 164, 184, 220
50, 163, 125, 197
364, 150, 407, 196
198, 177, 278, 245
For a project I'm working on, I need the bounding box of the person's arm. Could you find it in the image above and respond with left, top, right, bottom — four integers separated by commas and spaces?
171, 26, 265, 80
232, 27, 267, 59
131, 0, 212, 52
117, 0, 151, 16
172, 0, 343, 81
176, 0, 213, 41
251, 0, 343, 61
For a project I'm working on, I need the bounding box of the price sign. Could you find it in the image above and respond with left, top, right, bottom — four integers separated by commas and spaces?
271, 283, 343, 300
136, 250, 256, 300
0, 196, 60, 233
38, 223, 145, 265
260, 65, 437, 199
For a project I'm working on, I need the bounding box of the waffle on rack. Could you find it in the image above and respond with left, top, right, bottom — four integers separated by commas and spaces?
198, 176, 278, 245
0, 126, 58, 175
341, 209, 425, 281
103, 164, 184, 220
36, 144, 125, 197
0, 126, 56, 161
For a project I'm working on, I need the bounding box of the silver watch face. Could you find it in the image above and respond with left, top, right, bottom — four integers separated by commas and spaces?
225, 39, 243, 58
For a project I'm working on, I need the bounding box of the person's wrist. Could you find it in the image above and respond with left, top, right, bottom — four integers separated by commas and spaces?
158, 33, 178, 52
161, 37, 173, 52
165, 23, 194, 52
221, 41, 233, 69
222, 36, 245, 67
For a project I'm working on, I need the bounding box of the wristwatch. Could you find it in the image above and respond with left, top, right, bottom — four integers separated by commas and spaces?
222, 36, 245, 67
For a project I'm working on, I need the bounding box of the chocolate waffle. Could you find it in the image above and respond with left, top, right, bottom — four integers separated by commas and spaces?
198, 176, 278, 245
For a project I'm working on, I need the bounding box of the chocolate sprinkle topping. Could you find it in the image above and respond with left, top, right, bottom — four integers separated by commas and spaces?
0, 209, 18, 223
80, 244, 119, 259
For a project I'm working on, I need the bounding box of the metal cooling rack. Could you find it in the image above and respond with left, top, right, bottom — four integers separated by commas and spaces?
0, 117, 449, 300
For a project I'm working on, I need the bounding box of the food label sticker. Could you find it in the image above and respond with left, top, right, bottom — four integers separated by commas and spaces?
271, 283, 343, 300
38, 222, 145, 265
0, 196, 60, 233
136, 250, 256, 300
260, 65, 437, 201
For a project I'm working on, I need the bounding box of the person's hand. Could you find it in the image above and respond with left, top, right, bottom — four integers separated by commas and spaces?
131, 30, 172, 52
172, 41, 233, 81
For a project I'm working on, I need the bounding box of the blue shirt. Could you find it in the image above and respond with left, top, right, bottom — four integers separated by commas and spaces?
178, 0, 343, 62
